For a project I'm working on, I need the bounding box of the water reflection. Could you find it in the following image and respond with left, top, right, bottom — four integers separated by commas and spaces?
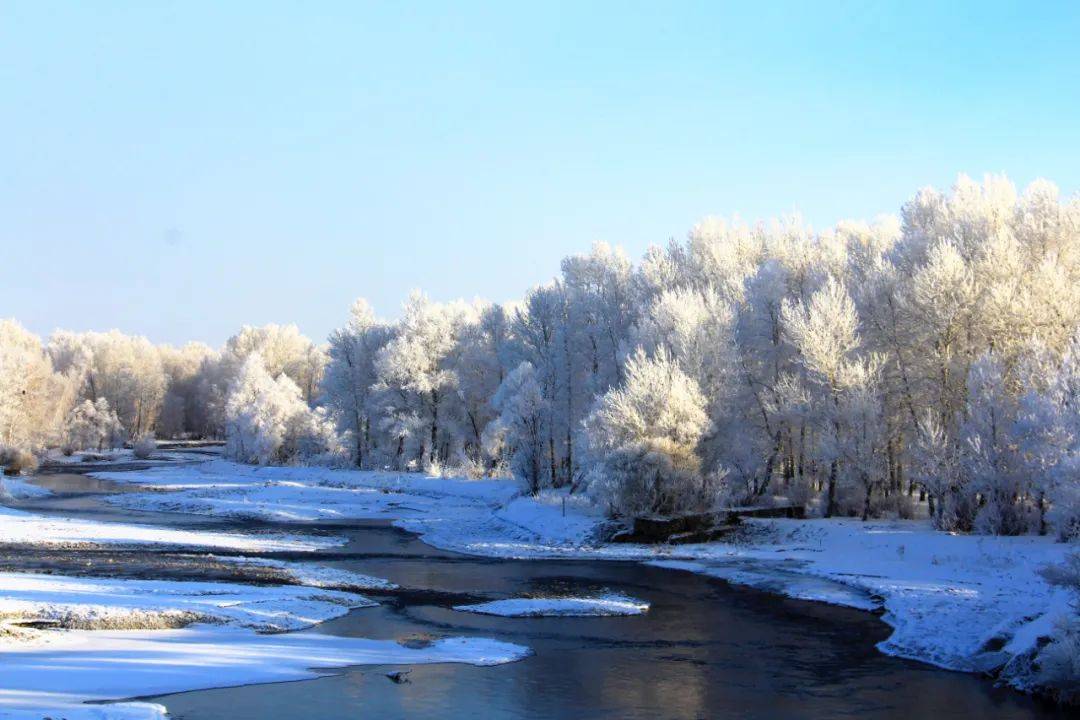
152, 524, 1067, 720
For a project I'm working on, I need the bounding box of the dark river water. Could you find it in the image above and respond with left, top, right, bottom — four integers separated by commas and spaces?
11, 472, 1070, 720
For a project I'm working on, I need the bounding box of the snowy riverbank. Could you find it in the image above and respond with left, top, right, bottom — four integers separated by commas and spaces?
95, 460, 1078, 696
0, 483, 531, 718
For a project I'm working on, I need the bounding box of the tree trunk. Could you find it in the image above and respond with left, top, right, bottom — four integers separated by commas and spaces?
825, 459, 838, 518
429, 390, 439, 466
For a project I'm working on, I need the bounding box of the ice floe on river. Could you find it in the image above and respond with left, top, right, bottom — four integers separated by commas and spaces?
454, 593, 649, 617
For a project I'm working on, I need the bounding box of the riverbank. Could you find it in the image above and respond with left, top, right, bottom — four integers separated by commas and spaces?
0, 475, 531, 719
93, 460, 1077, 698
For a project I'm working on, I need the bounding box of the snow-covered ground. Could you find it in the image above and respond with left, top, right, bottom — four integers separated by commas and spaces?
0, 571, 373, 634
1, 627, 529, 720
94, 460, 517, 524
42, 445, 220, 468
0, 476, 52, 500
0, 568, 528, 720
94, 460, 1077, 692
0, 465, 535, 718
223, 556, 399, 591
0, 504, 340, 553
454, 593, 649, 617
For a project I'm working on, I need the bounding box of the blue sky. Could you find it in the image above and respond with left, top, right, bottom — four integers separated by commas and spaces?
2, 1, 1078, 345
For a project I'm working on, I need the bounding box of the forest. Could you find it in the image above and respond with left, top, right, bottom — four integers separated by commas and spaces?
5, 174, 1080, 540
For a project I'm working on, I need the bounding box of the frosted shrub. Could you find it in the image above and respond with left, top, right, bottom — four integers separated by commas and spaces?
132, 434, 156, 459
1034, 555, 1080, 703
0, 446, 38, 476
224, 353, 346, 466
584, 348, 710, 517
1035, 619, 1080, 704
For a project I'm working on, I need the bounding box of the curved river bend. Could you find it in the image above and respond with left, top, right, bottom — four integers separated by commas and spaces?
11, 472, 1069, 720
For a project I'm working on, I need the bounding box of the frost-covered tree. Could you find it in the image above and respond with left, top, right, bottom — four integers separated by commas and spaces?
157, 342, 218, 439
49, 330, 167, 438
224, 353, 342, 466
1012, 337, 1080, 539
634, 286, 739, 483
489, 362, 549, 494
321, 299, 393, 467
512, 283, 575, 486
222, 324, 326, 403
372, 292, 467, 470
453, 302, 516, 473
64, 398, 125, 452
0, 320, 74, 450
6, 171, 1079, 535
584, 348, 711, 517
781, 277, 879, 516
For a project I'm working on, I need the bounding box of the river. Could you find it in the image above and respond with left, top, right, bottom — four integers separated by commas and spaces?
7, 470, 1069, 720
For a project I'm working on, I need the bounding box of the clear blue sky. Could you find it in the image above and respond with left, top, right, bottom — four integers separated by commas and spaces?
2, 1, 1078, 346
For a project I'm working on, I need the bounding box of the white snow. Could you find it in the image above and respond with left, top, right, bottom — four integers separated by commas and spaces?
216, 556, 398, 591
0, 476, 52, 500
0, 505, 341, 553
0, 571, 373, 633
95, 460, 516, 524
0, 627, 530, 720
454, 593, 649, 617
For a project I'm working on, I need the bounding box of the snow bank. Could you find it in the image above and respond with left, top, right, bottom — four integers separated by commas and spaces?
0, 505, 341, 552
0, 571, 373, 633
219, 556, 398, 591
454, 593, 649, 617
0, 627, 531, 720
44, 446, 221, 467
650, 520, 1074, 675
0, 476, 52, 500
96, 460, 516, 524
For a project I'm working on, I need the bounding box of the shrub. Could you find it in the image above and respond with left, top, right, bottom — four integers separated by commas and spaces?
584, 348, 711, 518
1031, 554, 1080, 703
0, 446, 39, 476
132, 434, 156, 459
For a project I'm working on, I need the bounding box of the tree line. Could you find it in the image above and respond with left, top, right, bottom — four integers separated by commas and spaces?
3, 174, 1080, 538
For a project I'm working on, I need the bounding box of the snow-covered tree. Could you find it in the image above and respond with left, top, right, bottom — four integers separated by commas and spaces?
49, 330, 167, 438
320, 299, 393, 467
584, 348, 711, 517
781, 277, 879, 516
157, 342, 218, 439
224, 353, 343, 466
512, 283, 575, 486
0, 320, 74, 450
372, 292, 467, 470
63, 398, 125, 452
5, 171, 1078, 536
489, 362, 549, 494
222, 324, 326, 403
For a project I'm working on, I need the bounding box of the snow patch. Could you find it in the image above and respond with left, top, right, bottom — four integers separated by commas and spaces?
0, 627, 530, 719
0, 476, 52, 500
0, 505, 341, 553
0, 571, 374, 634
454, 593, 649, 617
